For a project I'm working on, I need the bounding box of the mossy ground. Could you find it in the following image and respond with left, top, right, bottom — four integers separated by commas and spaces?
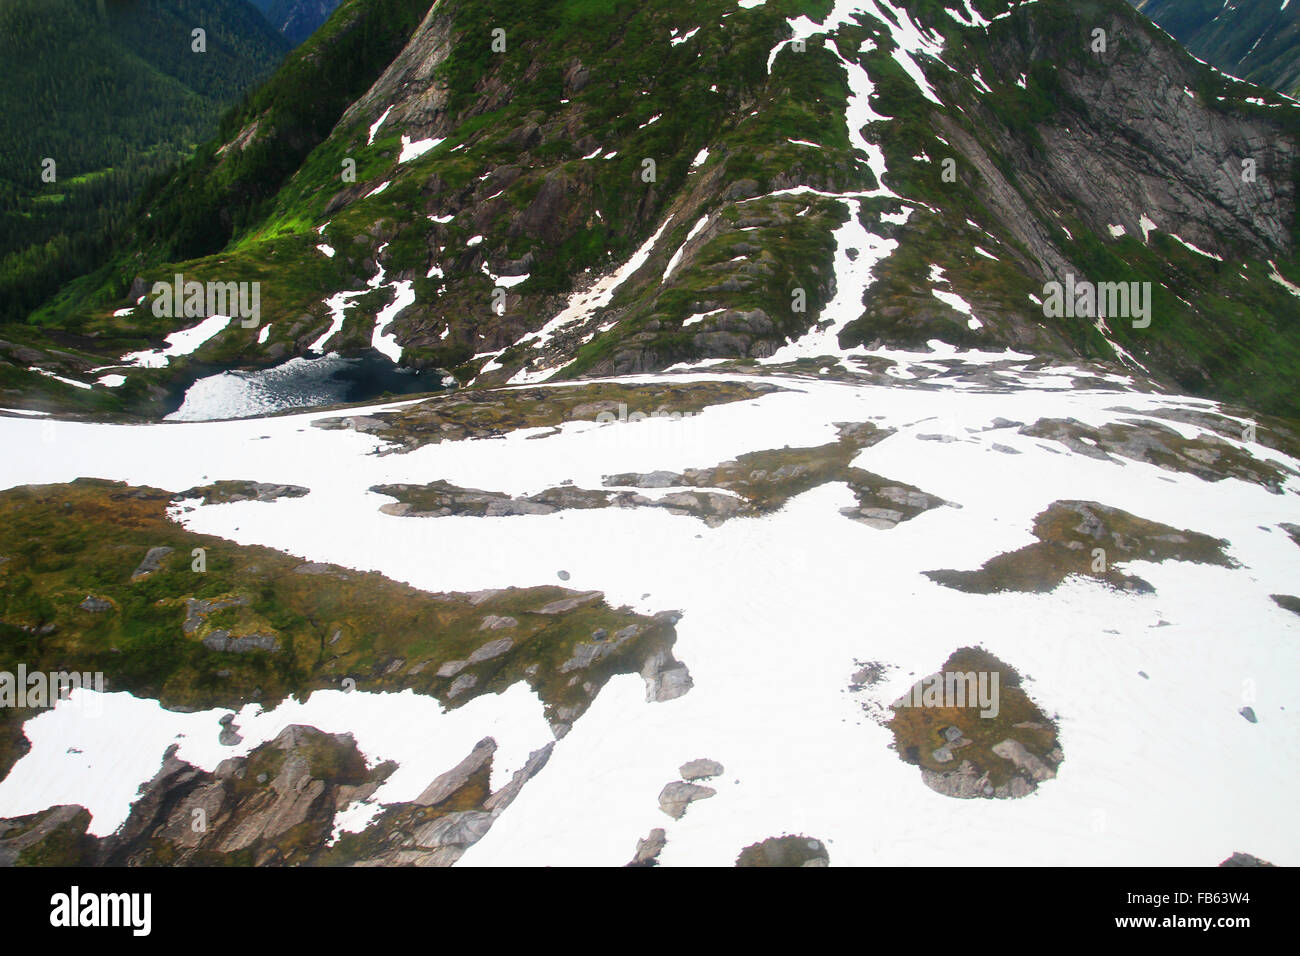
925, 499, 1237, 594
735, 834, 829, 867
313, 378, 782, 452
885, 646, 1060, 791
0, 478, 678, 781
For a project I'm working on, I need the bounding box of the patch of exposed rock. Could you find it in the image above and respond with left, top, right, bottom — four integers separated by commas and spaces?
658, 781, 715, 820
627, 828, 667, 866
1020, 418, 1296, 493
926, 500, 1236, 594
175, 481, 311, 505
130, 546, 174, 582
0, 728, 558, 868
885, 647, 1063, 800
1219, 852, 1275, 867
736, 835, 829, 867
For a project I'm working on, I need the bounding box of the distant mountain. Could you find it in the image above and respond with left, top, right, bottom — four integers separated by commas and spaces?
0, 0, 287, 327
1131, 0, 1300, 96
250, 0, 343, 46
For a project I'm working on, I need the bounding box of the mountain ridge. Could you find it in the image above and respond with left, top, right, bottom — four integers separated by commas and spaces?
6, 0, 1300, 424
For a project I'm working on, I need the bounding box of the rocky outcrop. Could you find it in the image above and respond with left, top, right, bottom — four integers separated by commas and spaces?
130, 546, 173, 582
926, 500, 1237, 594
885, 648, 1064, 800
736, 835, 829, 867
628, 828, 667, 867
658, 781, 715, 820
679, 759, 724, 782
88, 726, 385, 866
641, 645, 693, 703
1219, 851, 1275, 867
0, 729, 557, 868
175, 481, 310, 505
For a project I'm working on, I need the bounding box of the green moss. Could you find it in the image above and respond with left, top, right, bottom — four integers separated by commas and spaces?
925, 499, 1237, 595
886, 646, 1061, 792
0, 478, 682, 781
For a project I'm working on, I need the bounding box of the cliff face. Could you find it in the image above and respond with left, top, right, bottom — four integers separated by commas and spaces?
9, 0, 1300, 422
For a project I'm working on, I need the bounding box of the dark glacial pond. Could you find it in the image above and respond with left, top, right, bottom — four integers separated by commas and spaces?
164, 352, 449, 422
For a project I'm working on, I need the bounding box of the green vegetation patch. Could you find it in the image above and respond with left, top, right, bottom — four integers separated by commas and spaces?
925, 499, 1237, 595
0, 478, 680, 781
886, 646, 1061, 797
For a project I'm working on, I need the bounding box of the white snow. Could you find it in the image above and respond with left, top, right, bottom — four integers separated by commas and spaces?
399, 135, 445, 164
120, 314, 233, 369
309, 290, 361, 353
367, 106, 394, 145
501, 216, 677, 384
28, 368, 92, 390
1, 367, 1296, 865
662, 215, 710, 284
1268, 260, 1300, 298
372, 280, 414, 362
1139, 213, 1158, 243
682, 308, 725, 328
1170, 234, 1224, 261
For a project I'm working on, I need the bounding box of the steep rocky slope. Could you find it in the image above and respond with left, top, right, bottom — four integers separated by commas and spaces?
8, 0, 1300, 424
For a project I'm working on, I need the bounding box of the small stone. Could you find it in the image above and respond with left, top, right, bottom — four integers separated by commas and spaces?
658, 781, 716, 819
679, 758, 724, 781
130, 546, 174, 581
629, 828, 667, 866
437, 660, 468, 678
448, 673, 478, 699
468, 638, 513, 663
1239, 706, 1257, 723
